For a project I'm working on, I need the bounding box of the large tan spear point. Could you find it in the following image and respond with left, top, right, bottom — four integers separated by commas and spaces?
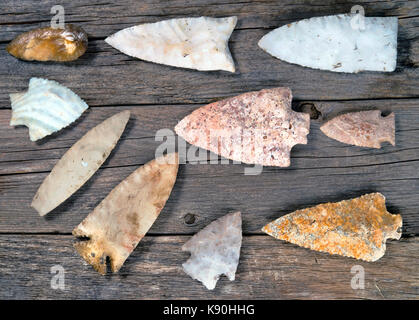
262, 193, 402, 261
73, 153, 179, 275
320, 110, 395, 149
175, 87, 310, 167
32, 111, 131, 216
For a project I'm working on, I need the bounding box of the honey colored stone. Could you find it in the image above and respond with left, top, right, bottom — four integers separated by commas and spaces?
7, 24, 88, 62
175, 88, 310, 167
320, 110, 395, 148
262, 193, 402, 261
73, 153, 179, 275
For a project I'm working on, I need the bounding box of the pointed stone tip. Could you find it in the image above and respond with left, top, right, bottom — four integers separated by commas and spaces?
257, 37, 266, 50
261, 223, 272, 235
228, 211, 241, 218
117, 109, 131, 122
31, 200, 46, 217
104, 36, 112, 45
174, 121, 183, 137
226, 65, 236, 73
29, 132, 38, 142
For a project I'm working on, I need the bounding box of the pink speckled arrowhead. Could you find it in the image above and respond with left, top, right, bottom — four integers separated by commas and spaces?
320, 110, 395, 148
175, 88, 310, 166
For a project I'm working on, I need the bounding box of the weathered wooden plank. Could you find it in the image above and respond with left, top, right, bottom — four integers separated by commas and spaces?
0, 1, 417, 106
1, 99, 418, 175
0, 235, 417, 299
1, 159, 418, 235
1, 0, 417, 39
1, 100, 418, 235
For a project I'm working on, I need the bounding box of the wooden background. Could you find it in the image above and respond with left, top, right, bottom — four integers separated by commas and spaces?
0, 0, 418, 299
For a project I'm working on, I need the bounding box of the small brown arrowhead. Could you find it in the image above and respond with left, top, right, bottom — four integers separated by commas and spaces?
262, 193, 402, 261
175, 88, 310, 167
73, 153, 179, 275
320, 110, 395, 148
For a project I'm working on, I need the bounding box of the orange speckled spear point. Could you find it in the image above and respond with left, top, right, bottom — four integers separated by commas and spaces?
262, 193, 402, 261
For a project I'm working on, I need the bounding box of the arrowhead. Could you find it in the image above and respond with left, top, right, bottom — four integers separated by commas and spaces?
175, 87, 310, 167
73, 153, 179, 275
6, 24, 88, 62
105, 16, 237, 72
9, 78, 89, 141
320, 110, 395, 148
258, 14, 398, 73
182, 212, 242, 290
262, 193, 402, 261
31, 111, 130, 216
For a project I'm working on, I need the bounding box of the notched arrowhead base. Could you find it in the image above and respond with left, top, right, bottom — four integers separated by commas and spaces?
73, 236, 117, 275
263, 193, 402, 261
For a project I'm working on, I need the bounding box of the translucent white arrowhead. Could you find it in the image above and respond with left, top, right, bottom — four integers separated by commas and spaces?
106, 16, 237, 72
182, 212, 242, 290
9, 78, 89, 141
258, 14, 398, 73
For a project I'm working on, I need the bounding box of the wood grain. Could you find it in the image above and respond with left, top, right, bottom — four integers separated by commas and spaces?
0, 1, 417, 107
0, 235, 417, 299
1, 99, 419, 175
1, 100, 418, 236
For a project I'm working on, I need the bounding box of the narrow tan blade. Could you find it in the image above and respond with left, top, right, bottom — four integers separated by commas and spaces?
73, 153, 179, 275
320, 110, 395, 148
262, 193, 402, 261
175, 88, 310, 167
31, 111, 130, 216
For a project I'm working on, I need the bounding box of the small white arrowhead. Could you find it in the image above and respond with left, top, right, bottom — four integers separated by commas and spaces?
259, 14, 398, 73
182, 212, 242, 290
